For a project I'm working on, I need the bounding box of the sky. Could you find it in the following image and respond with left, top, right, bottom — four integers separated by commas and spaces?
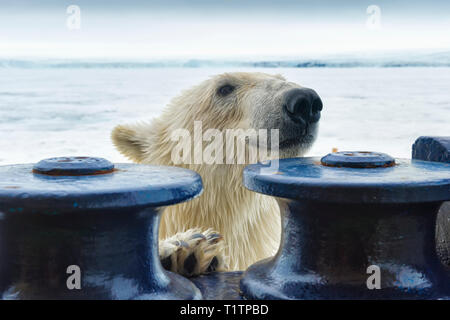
0, 0, 449, 58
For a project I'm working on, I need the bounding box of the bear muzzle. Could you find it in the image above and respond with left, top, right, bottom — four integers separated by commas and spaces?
283, 87, 323, 126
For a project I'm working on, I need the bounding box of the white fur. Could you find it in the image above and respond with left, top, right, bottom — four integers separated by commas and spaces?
112, 72, 314, 271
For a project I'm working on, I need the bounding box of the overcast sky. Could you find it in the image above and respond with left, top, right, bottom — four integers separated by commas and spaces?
0, 0, 449, 58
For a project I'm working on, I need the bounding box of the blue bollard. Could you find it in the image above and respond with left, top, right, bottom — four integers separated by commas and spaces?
412, 136, 450, 163
0, 157, 203, 300
412, 136, 450, 267
241, 151, 450, 299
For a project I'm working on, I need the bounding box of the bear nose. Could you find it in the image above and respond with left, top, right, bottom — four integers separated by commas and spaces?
283, 88, 323, 125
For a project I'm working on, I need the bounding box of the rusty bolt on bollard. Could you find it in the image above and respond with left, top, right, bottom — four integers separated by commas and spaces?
241, 151, 450, 299
0, 157, 203, 300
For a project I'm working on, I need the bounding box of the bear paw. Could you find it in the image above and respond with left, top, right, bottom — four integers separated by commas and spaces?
159, 228, 228, 277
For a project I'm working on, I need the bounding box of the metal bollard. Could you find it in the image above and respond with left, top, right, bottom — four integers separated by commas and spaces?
412, 136, 450, 267
412, 136, 450, 163
241, 151, 450, 299
0, 156, 203, 300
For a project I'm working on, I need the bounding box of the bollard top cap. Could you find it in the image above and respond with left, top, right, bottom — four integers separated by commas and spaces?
0, 157, 203, 211
321, 151, 395, 168
33, 157, 115, 176
244, 154, 450, 204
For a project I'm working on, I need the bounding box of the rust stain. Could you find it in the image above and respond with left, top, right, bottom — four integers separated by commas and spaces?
32, 168, 117, 176
320, 162, 396, 169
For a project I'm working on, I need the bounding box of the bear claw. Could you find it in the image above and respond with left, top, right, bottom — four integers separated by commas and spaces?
191, 233, 207, 240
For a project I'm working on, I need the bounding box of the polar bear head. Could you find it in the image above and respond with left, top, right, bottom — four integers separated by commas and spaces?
112, 72, 322, 165
112, 72, 323, 270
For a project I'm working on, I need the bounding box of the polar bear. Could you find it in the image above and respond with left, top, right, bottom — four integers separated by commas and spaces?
112, 72, 322, 276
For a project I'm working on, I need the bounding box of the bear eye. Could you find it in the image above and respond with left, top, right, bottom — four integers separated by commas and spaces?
217, 84, 235, 97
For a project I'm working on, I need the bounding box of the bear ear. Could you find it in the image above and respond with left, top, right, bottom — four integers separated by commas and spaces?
111, 123, 152, 163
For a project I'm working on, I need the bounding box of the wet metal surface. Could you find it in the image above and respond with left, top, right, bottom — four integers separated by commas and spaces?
0, 157, 203, 299
244, 157, 450, 204
412, 136, 450, 163
241, 152, 450, 299
412, 136, 450, 269
0, 162, 203, 210
193, 272, 244, 300
33, 157, 115, 176
321, 151, 395, 168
